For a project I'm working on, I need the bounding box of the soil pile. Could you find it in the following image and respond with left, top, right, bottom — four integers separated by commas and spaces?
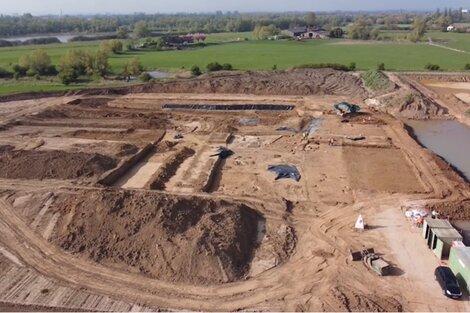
146, 69, 367, 97
66, 129, 165, 144
382, 91, 448, 119
52, 190, 262, 285
324, 286, 404, 312
427, 199, 470, 220
397, 93, 448, 119
77, 69, 367, 98
0, 147, 117, 180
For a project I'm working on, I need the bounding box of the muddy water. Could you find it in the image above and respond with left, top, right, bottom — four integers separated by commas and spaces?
407, 120, 470, 181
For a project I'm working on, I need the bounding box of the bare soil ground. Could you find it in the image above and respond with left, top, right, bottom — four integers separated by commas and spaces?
0, 147, 116, 180
0, 69, 468, 312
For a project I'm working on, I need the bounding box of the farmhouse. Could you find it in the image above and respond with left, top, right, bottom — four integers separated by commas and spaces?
285, 27, 329, 39
300, 30, 329, 39
286, 27, 308, 37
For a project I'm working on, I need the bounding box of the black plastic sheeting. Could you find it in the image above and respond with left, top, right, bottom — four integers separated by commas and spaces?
268, 165, 301, 182
162, 104, 295, 111
303, 118, 322, 135
210, 146, 234, 159
276, 127, 298, 133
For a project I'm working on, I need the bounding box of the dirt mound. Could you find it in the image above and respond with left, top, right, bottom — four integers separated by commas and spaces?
381, 91, 448, 119
0, 148, 117, 180
75, 69, 367, 98
66, 129, 165, 144
0, 69, 366, 103
52, 190, 262, 285
67, 97, 112, 108
397, 93, 448, 119
410, 75, 470, 83
427, 199, 470, 220
139, 69, 367, 97
325, 286, 404, 312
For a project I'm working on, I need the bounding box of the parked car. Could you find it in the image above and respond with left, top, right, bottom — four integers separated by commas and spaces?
435, 266, 462, 299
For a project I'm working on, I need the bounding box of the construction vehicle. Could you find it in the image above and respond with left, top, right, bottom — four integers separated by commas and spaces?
350, 248, 391, 276
334, 102, 360, 116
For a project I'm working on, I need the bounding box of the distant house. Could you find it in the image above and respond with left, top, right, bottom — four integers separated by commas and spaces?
299, 30, 329, 39
286, 27, 329, 39
286, 27, 308, 37
447, 25, 455, 32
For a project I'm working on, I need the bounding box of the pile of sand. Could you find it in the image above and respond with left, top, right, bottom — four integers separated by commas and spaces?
52, 190, 262, 285
324, 286, 404, 312
0, 146, 116, 180
67, 97, 112, 108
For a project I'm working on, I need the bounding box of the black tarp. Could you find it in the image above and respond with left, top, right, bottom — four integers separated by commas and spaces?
162, 104, 295, 111
268, 165, 301, 182
210, 146, 234, 159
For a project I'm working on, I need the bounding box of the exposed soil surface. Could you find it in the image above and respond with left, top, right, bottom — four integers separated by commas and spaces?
324, 286, 404, 312
0, 70, 469, 312
52, 190, 263, 285
0, 147, 116, 180
65, 129, 165, 144
427, 199, 470, 220
79, 69, 367, 98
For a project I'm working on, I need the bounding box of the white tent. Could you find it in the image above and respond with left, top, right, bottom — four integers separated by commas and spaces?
355, 214, 365, 231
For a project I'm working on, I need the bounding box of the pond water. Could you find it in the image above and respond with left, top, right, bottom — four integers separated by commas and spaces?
407, 120, 470, 182
147, 71, 170, 79
0, 34, 78, 43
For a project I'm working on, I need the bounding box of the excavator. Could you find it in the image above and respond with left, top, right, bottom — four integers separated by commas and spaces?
334, 102, 360, 116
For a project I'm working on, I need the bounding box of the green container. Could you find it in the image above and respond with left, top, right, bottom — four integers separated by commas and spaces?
449, 247, 470, 294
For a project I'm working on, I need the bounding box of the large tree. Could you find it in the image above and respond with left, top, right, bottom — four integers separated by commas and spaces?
305, 12, 316, 27
133, 21, 151, 38
348, 17, 372, 40
253, 24, 280, 39
409, 17, 426, 42
18, 49, 52, 75
124, 58, 144, 78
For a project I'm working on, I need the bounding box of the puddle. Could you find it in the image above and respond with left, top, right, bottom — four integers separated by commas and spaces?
303, 118, 323, 135
407, 120, 470, 181
239, 117, 260, 126
147, 71, 169, 79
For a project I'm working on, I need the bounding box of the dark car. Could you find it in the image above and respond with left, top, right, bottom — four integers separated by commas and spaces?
435, 266, 462, 299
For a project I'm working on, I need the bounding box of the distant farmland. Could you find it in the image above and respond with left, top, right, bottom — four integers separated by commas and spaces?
1, 31, 470, 94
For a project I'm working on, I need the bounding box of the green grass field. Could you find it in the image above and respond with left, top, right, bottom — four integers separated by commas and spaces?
2, 31, 470, 94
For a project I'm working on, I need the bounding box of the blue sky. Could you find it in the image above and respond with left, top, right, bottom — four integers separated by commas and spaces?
1, 0, 468, 14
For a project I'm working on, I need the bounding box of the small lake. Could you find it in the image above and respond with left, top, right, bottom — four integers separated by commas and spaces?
147, 71, 169, 79
0, 34, 77, 43
407, 120, 470, 182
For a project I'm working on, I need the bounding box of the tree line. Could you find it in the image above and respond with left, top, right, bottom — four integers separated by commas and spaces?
0, 12, 356, 37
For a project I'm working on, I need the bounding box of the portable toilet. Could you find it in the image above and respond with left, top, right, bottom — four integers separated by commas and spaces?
431, 228, 463, 259
451, 220, 470, 246
449, 246, 470, 294
422, 218, 453, 239
422, 218, 453, 247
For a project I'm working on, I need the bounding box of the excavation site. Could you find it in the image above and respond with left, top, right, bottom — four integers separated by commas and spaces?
0, 69, 469, 312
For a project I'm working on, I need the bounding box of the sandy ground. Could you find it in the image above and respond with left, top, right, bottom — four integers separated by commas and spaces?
0, 70, 468, 311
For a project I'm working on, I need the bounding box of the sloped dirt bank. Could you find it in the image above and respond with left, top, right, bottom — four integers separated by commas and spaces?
51, 190, 288, 285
